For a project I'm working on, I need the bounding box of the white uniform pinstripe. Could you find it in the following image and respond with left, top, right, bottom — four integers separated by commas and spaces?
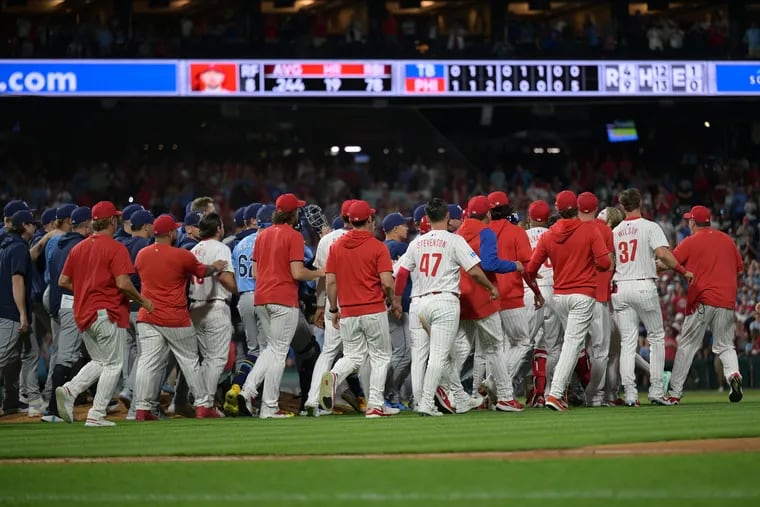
668, 305, 738, 399
586, 301, 612, 404
331, 311, 391, 409
611, 218, 669, 402
241, 304, 299, 417
501, 306, 533, 381
63, 309, 126, 421
189, 240, 234, 408
407, 296, 428, 405
460, 313, 515, 400
524, 227, 562, 393
237, 292, 263, 356
548, 294, 596, 400
398, 230, 481, 413
134, 323, 205, 410
304, 228, 348, 409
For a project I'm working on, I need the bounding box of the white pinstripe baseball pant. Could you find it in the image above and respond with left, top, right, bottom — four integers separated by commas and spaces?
417, 293, 460, 412
241, 304, 299, 417
548, 294, 595, 400
190, 300, 233, 408
528, 286, 562, 393
668, 305, 739, 399
605, 320, 650, 401
63, 310, 126, 421
134, 323, 205, 411
331, 311, 391, 410
501, 306, 533, 383
461, 313, 515, 401
611, 280, 666, 402
305, 309, 343, 409
408, 297, 429, 407
585, 301, 611, 405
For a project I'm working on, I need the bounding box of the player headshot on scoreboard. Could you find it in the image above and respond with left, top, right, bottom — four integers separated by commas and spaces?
190, 63, 237, 94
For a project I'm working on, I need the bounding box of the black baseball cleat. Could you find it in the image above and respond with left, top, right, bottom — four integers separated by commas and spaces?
728, 373, 743, 403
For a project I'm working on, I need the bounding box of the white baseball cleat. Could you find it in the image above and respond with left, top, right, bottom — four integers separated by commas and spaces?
366, 406, 399, 418
728, 373, 743, 403
55, 386, 75, 424
455, 394, 484, 414
40, 415, 65, 423
84, 418, 116, 427
417, 404, 442, 417
319, 372, 337, 411
434, 386, 456, 414
27, 399, 45, 418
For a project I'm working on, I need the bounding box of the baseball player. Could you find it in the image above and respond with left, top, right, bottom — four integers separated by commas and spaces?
382, 212, 412, 409
666, 205, 743, 404
55, 201, 153, 427
524, 200, 561, 408
320, 200, 399, 418
447, 204, 463, 232
304, 199, 355, 415
394, 198, 498, 416
223, 207, 248, 250
42, 207, 92, 423
525, 190, 611, 412
133, 214, 229, 420
457, 195, 524, 412
118, 210, 155, 416
0, 209, 36, 416
225, 203, 263, 416
488, 191, 544, 393
577, 192, 615, 406
189, 213, 237, 417
179, 212, 202, 250
114, 203, 145, 243
612, 188, 693, 406
238, 193, 323, 418
33, 207, 57, 405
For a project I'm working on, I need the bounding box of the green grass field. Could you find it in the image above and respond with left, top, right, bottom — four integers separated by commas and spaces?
1, 391, 758, 507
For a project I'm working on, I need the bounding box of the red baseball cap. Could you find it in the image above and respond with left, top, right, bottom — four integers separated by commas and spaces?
683, 205, 711, 222
348, 200, 375, 222
275, 193, 306, 213
555, 190, 578, 211
340, 199, 356, 217
577, 192, 599, 213
467, 195, 494, 217
488, 191, 509, 207
528, 200, 551, 222
153, 214, 183, 235
91, 201, 122, 221
418, 215, 431, 234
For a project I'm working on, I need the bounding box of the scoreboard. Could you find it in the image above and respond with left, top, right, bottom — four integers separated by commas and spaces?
0, 58, 757, 97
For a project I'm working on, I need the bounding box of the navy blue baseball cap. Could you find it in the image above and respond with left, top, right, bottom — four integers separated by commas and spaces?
4, 200, 32, 218
447, 204, 464, 220
256, 205, 276, 226
184, 211, 202, 227
234, 207, 246, 227
11, 210, 36, 228
56, 203, 77, 220
244, 203, 263, 222
122, 203, 144, 221
40, 208, 57, 226
331, 216, 344, 230
71, 206, 92, 226
131, 210, 155, 228
382, 212, 411, 233
413, 205, 426, 224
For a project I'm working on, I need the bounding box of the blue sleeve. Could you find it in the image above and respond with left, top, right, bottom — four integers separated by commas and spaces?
478, 229, 516, 273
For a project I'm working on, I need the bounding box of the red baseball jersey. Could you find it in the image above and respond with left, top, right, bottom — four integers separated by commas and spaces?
325, 230, 393, 318
527, 218, 611, 298
590, 218, 614, 303
673, 227, 743, 313
61, 234, 134, 331
457, 219, 500, 320
253, 224, 304, 308
135, 243, 208, 327
489, 219, 532, 310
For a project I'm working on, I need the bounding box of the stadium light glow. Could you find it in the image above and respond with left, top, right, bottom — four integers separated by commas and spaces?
344, 146, 362, 153
704, 121, 711, 128
533, 147, 545, 154
547, 147, 561, 154
329, 146, 340, 155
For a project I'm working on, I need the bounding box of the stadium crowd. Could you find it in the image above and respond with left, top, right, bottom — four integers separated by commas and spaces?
0, 6, 755, 59
0, 144, 756, 421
